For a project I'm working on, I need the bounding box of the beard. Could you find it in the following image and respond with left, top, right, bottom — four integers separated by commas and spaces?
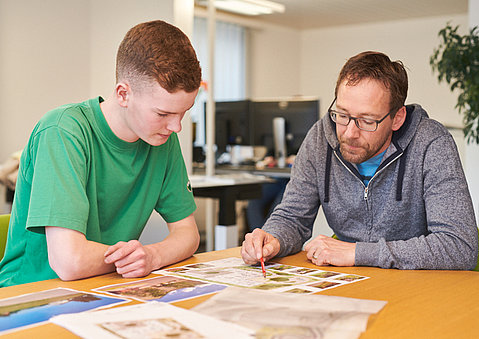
338, 133, 391, 164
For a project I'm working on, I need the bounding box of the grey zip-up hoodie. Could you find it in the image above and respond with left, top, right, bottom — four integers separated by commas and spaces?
263, 104, 478, 270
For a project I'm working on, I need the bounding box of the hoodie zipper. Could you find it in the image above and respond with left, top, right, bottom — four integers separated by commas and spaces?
334, 150, 404, 201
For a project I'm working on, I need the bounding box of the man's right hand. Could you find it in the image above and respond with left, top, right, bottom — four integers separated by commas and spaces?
241, 228, 281, 265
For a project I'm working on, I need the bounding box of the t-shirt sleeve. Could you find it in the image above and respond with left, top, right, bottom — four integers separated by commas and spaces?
155, 134, 196, 223
26, 126, 89, 234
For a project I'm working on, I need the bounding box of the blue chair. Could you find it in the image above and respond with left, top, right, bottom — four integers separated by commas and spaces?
0, 214, 10, 260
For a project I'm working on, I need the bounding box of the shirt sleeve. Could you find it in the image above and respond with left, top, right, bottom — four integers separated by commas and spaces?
26, 126, 90, 234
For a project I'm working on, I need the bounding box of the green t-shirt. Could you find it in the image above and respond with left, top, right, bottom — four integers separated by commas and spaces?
0, 97, 196, 287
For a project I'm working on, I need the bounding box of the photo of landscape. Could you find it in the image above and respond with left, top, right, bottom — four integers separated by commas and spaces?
94, 276, 227, 303
0, 288, 126, 334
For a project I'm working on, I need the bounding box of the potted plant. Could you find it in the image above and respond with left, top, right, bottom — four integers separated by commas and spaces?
430, 23, 479, 144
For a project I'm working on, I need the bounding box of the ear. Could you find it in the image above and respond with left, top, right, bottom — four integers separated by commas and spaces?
115, 82, 130, 108
391, 106, 406, 131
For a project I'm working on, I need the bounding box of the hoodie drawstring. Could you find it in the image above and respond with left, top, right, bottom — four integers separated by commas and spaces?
324, 145, 333, 203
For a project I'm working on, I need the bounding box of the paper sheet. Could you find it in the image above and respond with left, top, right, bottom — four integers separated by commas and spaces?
193, 287, 387, 339
153, 257, 369, 294
51, 301, 253, 339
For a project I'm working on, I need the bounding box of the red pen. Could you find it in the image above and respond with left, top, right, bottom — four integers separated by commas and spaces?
260, 257, 266, 278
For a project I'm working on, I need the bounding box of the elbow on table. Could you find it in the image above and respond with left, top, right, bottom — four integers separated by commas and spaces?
192, 229, 201, 254
465, 250, 479, 271
460, 234, 478, 271
49, 255, 89, 281
445, 247, 478, 271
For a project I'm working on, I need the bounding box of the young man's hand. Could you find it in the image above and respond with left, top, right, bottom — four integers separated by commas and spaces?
304, 235, 356, 266
241, 228, 280, 265
104, 240, 157, 278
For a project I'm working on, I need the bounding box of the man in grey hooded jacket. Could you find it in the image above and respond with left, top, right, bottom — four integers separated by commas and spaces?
242, 51, 478, 270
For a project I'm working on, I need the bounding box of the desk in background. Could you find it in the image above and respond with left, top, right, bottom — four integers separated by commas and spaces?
1, 247, 478, 339
214, 164, 291, 178
190, 174, 273, 251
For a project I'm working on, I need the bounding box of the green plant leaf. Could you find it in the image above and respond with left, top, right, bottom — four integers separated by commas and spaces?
431, 23, 479, 143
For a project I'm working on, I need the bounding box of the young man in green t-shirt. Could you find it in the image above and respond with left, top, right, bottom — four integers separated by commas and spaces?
0, 20, 202, 287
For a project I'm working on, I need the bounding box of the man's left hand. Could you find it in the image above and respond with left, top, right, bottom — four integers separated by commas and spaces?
304, 235, 356, 267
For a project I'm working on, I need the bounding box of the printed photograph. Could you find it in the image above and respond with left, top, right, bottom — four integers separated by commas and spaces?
282, 288, 314, 294
333, 275, 368, 282
268, 264, 295, 271
99, 317, 205, 339
287, 268, 318, 275
185, 263, 215, 269
309, 271, 341, 279
308, 281, 341, 289
0, 288, 126, 334
95, 276, 227, 303
164, 267, 190, 273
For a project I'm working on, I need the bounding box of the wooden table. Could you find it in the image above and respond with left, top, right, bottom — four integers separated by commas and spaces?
1, 247, 478, 338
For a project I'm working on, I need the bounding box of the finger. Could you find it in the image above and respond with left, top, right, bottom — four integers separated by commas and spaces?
311, 250, 330, 267
104, 241, 125, 258
251, 229, 266, 260
114, 244, 149, 269
104, 241, 138, 264
104, 244, 127, 264
262, 239, 279, 259
305, 247, 316, 261
241, 236, 259, 264
241, 242, 257, 265
118, 262, 149, 278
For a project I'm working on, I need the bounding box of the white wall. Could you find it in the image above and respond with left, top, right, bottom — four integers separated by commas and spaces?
88, 0, 174, 98
247, 24, 301, 98
299, 14, 468, 125
0, 0, 90, 162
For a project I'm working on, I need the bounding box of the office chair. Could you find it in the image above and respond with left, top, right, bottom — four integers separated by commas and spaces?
0, 214, 10, 260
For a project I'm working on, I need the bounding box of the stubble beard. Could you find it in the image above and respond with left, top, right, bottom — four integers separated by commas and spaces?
338, 134, 390, 164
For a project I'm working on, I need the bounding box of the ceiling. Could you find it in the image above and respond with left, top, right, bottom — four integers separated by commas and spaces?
226, 0, 469, 30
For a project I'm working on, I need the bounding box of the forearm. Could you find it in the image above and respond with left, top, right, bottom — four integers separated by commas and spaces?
356, 230, 478, 270
46, 227, 116, 281
147, 217, 200, 270
145, 231, 199, 270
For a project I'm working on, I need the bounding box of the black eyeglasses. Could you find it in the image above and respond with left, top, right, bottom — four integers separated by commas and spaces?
328, 98, 394, 132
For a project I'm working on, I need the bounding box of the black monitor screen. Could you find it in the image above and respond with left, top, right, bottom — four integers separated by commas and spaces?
251, 100, 319, 155
213, 100, 252, 154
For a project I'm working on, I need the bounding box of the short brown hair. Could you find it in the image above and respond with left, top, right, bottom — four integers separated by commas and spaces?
116, 20, 201, 93
335, 51, 408, 114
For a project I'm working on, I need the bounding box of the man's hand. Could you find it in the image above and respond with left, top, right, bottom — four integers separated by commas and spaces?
241, 228, 281, 265
304, 235, 356, 267
104, 240, 157, 278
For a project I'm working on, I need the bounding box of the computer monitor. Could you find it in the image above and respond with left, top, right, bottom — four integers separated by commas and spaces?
251, 99, 320, 156
213, 100, 252, 155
